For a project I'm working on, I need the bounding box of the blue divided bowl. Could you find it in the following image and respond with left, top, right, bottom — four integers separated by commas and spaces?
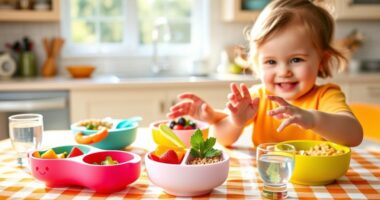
70, 121, 138, 150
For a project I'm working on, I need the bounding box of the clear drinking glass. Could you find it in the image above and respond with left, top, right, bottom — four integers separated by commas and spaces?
8, 113, 43, 166
256, 143, 295, 199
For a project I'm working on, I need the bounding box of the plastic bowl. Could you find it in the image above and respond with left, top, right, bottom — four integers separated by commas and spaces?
150, 119, 209, 148
145, 150, 229, 196
70, 120, 138, 150
278, 140, 351, 185
66, 65, 95, 78
29, 145, 141, 193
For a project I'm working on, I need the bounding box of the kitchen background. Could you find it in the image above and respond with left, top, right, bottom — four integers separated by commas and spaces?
0, 0, 380, 76
0, 0, 380, 140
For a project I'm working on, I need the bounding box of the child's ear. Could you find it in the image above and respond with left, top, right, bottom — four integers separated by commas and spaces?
319, 51, 331, 70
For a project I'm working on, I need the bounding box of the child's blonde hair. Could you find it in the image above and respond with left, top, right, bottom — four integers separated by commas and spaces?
245, 0, 346, 78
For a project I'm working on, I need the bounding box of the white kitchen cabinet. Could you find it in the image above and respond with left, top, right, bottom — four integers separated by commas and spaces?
166, 86, 231, 112
70, 89, 166, 126
70, 83, 240, 126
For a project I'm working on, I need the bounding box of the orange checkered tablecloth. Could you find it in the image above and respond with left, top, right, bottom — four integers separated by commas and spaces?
0, 130, 380, 200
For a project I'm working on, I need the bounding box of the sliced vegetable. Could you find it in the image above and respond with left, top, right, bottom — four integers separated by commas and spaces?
67, 147, 84, 158
101, 156, 119, 165
57, 152, 68, 159
32, 151, 41, 158
41, 149, 58, 159
75, 128, 108, 144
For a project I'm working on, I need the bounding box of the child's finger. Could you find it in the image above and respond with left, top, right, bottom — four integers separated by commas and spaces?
167, 110, 185, 119
178, 93, 203, 102
268, 105, 294, 116
230, 83, 243, 100
227, 93, 239, 105
272, 113, 286, 120
267, 95, 289, 106
277, 116, 297, 132
240, 83, 251, 99
226, 102, 237, 113
170, 101, 190, 112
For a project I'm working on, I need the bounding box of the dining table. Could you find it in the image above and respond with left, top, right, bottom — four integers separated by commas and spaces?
0, 127, 379, 200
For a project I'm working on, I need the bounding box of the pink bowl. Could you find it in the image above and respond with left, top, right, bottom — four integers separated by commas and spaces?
29, 145, 141, 193
145, 150, 229, 197
150, 119, 209, 148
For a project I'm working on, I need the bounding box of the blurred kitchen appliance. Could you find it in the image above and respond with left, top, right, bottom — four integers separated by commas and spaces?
360, 60, 380, 72
0, 52, 17, 78
0, 91, 70, 140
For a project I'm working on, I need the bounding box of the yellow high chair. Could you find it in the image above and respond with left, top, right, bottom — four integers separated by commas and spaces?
350, 103, 380, 142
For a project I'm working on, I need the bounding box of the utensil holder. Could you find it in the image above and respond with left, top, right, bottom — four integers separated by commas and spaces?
19, 51, 37, 77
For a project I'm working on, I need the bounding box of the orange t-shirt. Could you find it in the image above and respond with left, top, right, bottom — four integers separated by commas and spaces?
249, 83, 351, 146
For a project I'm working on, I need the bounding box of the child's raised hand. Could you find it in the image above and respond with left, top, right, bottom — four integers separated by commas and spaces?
267, 95, 315, 132
226, 83, 259, 127
167, 93, 216, 123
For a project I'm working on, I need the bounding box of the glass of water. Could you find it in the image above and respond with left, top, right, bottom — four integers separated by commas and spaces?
8, 114, 43, 166
256, 143, 295, 199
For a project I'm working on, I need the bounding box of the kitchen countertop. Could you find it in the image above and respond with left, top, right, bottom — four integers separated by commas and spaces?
0, 73, 380, 92
0, 74, 258, 91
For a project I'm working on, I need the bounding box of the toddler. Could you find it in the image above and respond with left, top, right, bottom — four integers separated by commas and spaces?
168, 0, 363, 147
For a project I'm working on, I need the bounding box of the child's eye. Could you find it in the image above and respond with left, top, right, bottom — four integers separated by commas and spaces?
290, 58, 303, 63
265, 60, 276, 65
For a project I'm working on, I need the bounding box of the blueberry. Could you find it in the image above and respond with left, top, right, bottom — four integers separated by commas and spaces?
189, 121, 197, 129
177, 117, 186, 126
169, 120, 176, 129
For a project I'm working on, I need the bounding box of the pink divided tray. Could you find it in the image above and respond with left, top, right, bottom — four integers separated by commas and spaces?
28, 145, 141, 193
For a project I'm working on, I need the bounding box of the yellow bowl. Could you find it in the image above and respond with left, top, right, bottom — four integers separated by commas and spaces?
66, 65, 95, 78
278, 140, 351, 186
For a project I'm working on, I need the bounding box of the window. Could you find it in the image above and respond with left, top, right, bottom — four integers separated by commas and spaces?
61, 0, 209, 58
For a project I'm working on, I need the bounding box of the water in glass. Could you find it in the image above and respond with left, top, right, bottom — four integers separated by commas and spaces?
9, 114, 43, 166
256, 143, 295, 199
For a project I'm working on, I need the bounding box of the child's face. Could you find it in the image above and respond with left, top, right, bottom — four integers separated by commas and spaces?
257, 21, 322, 100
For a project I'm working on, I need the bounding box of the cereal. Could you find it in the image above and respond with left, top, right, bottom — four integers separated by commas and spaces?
78, 119, 113, 130
297, 143, 345, 156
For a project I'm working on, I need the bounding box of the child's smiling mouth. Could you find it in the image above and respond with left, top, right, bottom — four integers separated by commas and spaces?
276, 82, 298, 91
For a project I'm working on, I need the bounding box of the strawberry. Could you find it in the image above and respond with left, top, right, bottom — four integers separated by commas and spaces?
148, 152, 160, 162
173, 124, 184, 130
159, 149, 180, 164
184, 125, 193, 130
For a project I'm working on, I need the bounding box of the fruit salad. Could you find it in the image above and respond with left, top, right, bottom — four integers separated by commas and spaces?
168, 117, 197, 130
148, 124, 186, 164
33, 147, 84, 159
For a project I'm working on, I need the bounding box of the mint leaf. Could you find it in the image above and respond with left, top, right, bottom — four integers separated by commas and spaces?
190, 148, 200, 158
205, 148, 222, 158
204, 137, 216, 152
190, 129, 203, 149
189, 128, 222, 159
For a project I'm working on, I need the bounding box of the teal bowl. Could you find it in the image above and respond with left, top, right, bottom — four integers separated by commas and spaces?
70, 121, 138, 150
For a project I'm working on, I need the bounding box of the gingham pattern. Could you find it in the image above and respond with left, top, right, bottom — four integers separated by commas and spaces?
0, 139, 379, 199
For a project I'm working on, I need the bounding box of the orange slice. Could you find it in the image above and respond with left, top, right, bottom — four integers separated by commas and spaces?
153, 145, 186, 161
